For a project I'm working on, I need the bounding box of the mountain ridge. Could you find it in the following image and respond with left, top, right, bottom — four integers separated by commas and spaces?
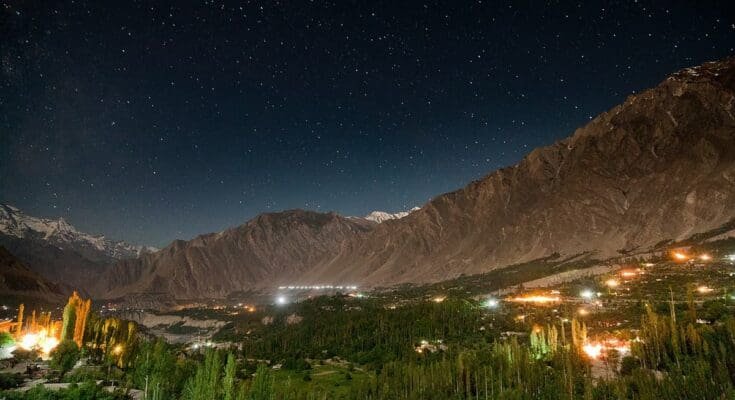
94, 56, 735, 301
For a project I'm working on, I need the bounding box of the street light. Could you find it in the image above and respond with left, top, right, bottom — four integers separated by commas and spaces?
484, 298, 499, 309
580, 289, 595, 300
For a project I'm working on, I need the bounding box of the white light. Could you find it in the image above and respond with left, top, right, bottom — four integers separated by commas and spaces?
276, 296, 287, 305
728, 254, 735, 262
580, 289, 595, 300
484, 298, 499, 308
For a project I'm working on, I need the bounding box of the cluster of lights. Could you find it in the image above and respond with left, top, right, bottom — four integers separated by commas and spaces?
671, 251, 714, 262
508, 295, 561, 304
277, 285, 358, 290
18, 329, 59, 356
582, 338, 632, 360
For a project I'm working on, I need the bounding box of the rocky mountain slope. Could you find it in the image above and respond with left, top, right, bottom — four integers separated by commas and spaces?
96, 210, 375, 299
0, 246, 65, 303
0, 204, 156, 290
98, 57, 735, 301
304, 57, 735, 286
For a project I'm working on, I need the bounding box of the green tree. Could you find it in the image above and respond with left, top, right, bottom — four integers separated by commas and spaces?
248, 364, 274, 400
223, 353, 237, 400
49, 340, 81, 377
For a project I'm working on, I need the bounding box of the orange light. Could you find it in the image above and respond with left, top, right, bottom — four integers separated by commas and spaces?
699, 254, 712, 261
696, 285, 713, 294
605, 279, 619, 288
432, 296, 446, 303
620, 270, 638, 278
508, 295, 561, 304
578, 308, 589, 316
672, 251, 688, 261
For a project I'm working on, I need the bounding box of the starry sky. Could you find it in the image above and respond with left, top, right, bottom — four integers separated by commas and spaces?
1, 1, 734, 247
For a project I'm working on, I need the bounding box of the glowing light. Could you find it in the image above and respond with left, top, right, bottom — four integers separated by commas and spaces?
605, 279, 619, 288
432, 296, 446, 303
580, 289, 595, 300
40, 337, 59, 355
484, 298, 499, 308
276, 296, 288, 305
620, 270, 638, 278
18, 329, 59, 356
672, 251, 688, 261
699, 254, 712, 261
728, 254, 735, 262
112, 344, 123, 355
696, 286, 713, 294
19, 333, 39, 350
578, 308, 589, 316
582, 343, 603, 359
508, 295, 561, 304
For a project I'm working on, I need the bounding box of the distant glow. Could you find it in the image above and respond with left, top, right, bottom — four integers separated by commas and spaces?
578, 308, 589, 316
276, 296, 288, 305
696, 286, 714, 294
484, 298, 499, 308
728, 254, 735, 262
672, 251, 688, 261
620, 270, 638, 278
432, 296, 446, 303
508, 295, 561, 304
580, 289, 595, 300
277, 284, 358, 291
582, 339, 631, 360
699, 254, 712, 261
112, 344, 123, 355
605, 279, 619, 288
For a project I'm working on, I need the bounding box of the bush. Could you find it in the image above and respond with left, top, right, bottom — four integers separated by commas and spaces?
49, 340, 80, 377
0, 372, 23, 390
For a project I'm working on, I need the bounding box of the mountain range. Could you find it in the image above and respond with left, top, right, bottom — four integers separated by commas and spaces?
0, 204, 156, 293
3, 57, 735, 304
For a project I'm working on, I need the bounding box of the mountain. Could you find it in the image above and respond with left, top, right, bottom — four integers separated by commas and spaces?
363, 207, 421, 223
98, 57, 735, 301
0, 246, 65, 304
96, 210, 375, 300
304, 57, 735, 286
0, 204, 156, 290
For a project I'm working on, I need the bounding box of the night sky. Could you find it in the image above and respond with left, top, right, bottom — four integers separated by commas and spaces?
1, 1, 734, 247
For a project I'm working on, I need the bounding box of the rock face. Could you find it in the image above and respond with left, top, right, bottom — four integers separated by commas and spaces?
0, 204, 156, 290
99, 57, 735, 301
305, 57, 735, 286
96, 210, 376, 299
0, 246, 65, 303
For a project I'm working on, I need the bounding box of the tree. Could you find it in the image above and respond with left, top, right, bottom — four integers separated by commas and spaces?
248, 364, 274, 400
50, 340, 81, 377
223, 353, 237, 400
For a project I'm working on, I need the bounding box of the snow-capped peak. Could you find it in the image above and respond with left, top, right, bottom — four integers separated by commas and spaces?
364, 207, 420, 223
0, 204, 157, 260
